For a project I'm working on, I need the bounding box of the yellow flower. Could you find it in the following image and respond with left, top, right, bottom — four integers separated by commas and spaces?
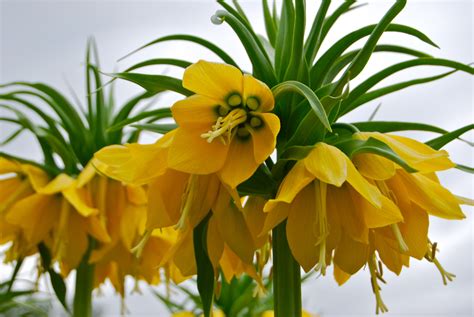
263, 142, 403, 273
168, 60, 280, 188
332, 133, 469, 313
93, 131, 262, 268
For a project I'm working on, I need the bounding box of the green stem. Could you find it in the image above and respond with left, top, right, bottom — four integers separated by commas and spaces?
73, 239, 95, 317
272, 220, 302, 317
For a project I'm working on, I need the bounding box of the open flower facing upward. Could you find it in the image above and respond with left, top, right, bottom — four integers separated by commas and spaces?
169, 60, 280, 188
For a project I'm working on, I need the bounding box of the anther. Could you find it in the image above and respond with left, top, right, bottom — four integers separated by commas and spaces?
250, 116, 263, 128
246, 96, 260, 110
227, 93, 242, 107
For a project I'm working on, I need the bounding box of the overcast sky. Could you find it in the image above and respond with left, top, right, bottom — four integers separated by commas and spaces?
0, 0, 473, 316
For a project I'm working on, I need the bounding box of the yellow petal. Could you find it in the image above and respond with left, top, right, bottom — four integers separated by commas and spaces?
63, 186, 98, 217
87, 216, 111, 243
36, 174, 75, 194
218, 137, 258, 188
386, 175, 428, 259
187, 174, 220, 228
398, 170, 465, 219
243, 196, 268, 248
352, 153, 396, 180
248, 113, 280, 163
0, 158, 21, 173
126, 185, 147, 205
286, 184, 319, 272
77, 162, 97, 187
22, 165, 50, 192
6, 194, 61, 245
351, 189, 404, 228
183, 60, 243, 101
358, 132, 455, 172
334, 233, 369, 274
206, 215, 224, 268
147, 170, 189, 229
374, 233, 404, 275
334, 264, 351, 286
345, 157, 382, 208
172, 230, 197, 277
120, 205, 146, 249
260, 202, 290, 235
168, 126, 228, 174
93, 138, 170, 186
172, 94, 221, 128
213, 185, 255, 263
265, 161, 314, 210
242, 74, 274, 112
60, 211, 89, 269
304, 143, 347, 186
328, 185, 368, 244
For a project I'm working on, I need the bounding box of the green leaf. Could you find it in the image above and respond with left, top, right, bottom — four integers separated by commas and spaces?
304, 0, 331, 65
193, 214, 215, 317
274, 0, 294, 80
455, 163, 474, 174
335, 137, 417, 173
108, 108, 172, 132
106, 72, 192, 96
426, 124, 474, 150
7, 258, 23, 292
124, 58, 191, 72
352, 121, 447, 134
212, 10, 276, 85
38, 243, 69, 313
349, 70, 457, 109
272, 81, 331, 131
119, 34, 238, 67
278, 145, 314, 161
283, 0, 305, 81
131, 123, 177, 134
323, 44, 432, 84
262, 0, 277, 46
238, 164, 276, 198
332, 0, 408, 93
310, 22, 437, 89
1, 127, 24, 146
340, 58, 474, 115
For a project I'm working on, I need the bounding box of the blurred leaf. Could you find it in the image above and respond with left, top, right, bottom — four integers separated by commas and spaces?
193, 215, 215, 317
124, 58, 191, 72
352, 121, 447, 134
131, 123, 176, 134
119, 34, 238, 67
108, 108, 172, 132
107, 72, 192, 96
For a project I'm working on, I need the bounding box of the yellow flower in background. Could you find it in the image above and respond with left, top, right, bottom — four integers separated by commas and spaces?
169, 60, 280, 188
263, 142, 403, 273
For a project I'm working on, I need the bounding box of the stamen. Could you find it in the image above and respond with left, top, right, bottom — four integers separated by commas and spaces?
227, 93, 242, 107
250, 116, 263, 128
201, 108, 247, 143
425, 241, 455, 285
175, 175, 199, 230
369, 253, 389, 314
390, 224, 409, 253
313, 180, 328, 275
131, 230, 151, 258
246, 96, 260, 110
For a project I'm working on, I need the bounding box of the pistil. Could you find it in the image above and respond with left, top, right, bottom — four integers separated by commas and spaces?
201, 108, 247, 144
314, 180, 328, 275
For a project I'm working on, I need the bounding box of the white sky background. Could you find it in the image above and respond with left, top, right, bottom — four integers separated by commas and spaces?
0, 0, 473, 316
